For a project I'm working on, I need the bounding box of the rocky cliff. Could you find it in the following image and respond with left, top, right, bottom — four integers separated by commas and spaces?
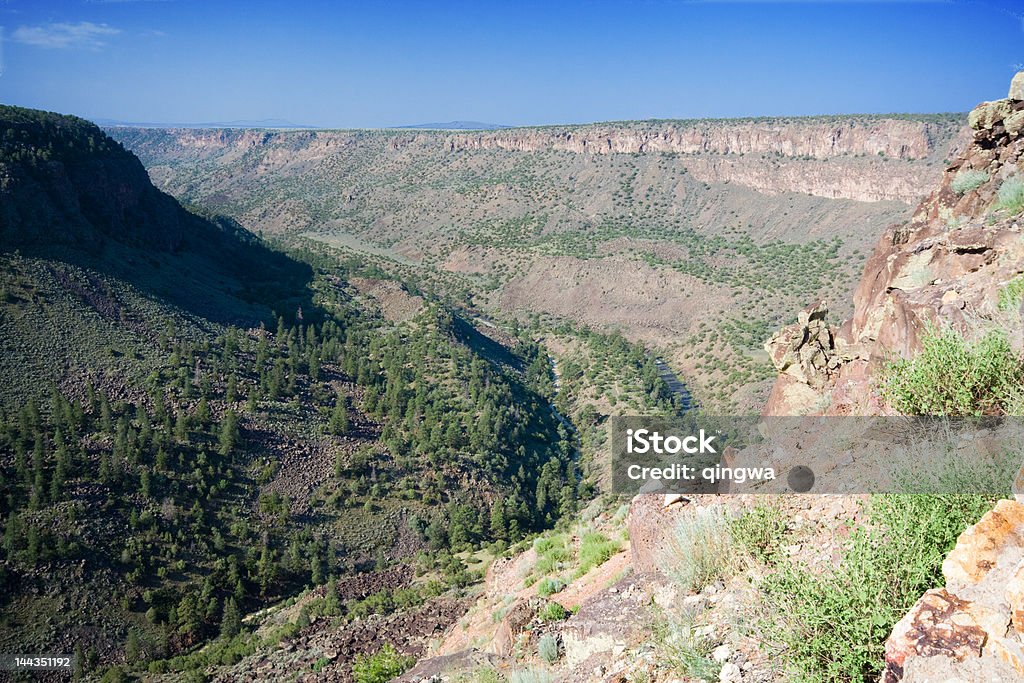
112, 115, 966, 205
763, 80, 1024, 417
763, 73, 1024, 681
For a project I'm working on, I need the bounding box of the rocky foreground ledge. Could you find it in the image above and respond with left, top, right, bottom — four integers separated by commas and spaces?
883, 500, 1024, 682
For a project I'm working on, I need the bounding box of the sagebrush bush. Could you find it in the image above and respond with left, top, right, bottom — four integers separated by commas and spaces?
652, 608, 718, 680
664, 506, 737, 593
536, 577, 565, 597
759, 494, 995, 682
538, 634, 559, 663
950, 168, 989, 194
509, 668, 551, 683
998, 275, 1024, 312
881, 327, 1024, 415
997, 175, 1024, 214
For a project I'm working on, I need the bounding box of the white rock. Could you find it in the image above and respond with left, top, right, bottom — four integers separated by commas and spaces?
719, 662, 741, 683
712, 644, 732, 663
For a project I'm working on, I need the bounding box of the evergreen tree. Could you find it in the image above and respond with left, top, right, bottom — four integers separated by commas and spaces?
220, 597, 241, 639
329, 395, 349, 435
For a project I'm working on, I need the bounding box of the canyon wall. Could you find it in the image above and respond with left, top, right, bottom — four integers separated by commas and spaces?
111, 115, 967, 205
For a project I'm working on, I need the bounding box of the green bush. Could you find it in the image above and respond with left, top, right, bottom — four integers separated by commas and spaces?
998, 275, 1024, 312
997, 175, 1024, 214
950, 169, 989, 194
538, 633, 559, 663
881, 327, 1024, 415
574, 531, 617, 577
351, 644, 415, 683
538, 601, 567, 622
730, 504, 788, 564
759, 494, 995, 681
665, 506, 737, 593
536, 577, 565, 597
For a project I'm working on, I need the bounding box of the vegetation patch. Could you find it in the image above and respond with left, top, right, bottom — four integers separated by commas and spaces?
950, 169, 989, 194
996, 176, 1024, 214
664, 506, 737, 593
758, 494, 997, 682
881, 327, 1024, 415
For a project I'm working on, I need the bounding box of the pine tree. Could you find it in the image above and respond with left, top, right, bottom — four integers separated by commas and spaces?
329, 395, 349, 436
218, 410, 238, 457
220, 597, 241, 639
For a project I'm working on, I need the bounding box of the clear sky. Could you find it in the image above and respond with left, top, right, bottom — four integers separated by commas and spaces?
1, 0, 1022, 127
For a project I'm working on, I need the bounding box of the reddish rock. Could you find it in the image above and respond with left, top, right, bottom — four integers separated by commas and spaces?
882, 589, 986, 683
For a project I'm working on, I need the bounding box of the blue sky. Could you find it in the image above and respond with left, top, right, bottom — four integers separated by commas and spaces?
1, 0, 1022, 127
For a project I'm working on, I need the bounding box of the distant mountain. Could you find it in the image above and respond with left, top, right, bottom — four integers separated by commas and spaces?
91, 117, 313, 129
395, 120, 509, 130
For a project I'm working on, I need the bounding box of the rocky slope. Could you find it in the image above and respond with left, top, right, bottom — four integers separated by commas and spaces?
762, 72, 1024, 681
0, 106, 189, 251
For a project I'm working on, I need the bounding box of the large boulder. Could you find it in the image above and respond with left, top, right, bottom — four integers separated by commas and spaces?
1010, 71, 1024, 100
968, 99, 1012, 131
883, 501, 1024, 681
764, 302, 839, 389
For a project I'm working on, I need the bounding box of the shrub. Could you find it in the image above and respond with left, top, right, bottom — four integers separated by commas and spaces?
881, 327, 1024, 415
997, 175, 1024, 214
536, 577, 565, 597
730, 504, 788, 564
998, 275, 1024, 312
538, 601, 567, 622
664, 506, 737, 593
574, 531, 617, 577
538, 634, 559, 663
509, 669, 551, 683
652, 608, 717, 680
759, 494, 995, 681
351, 644, 415, 683
950, 168, 989, 194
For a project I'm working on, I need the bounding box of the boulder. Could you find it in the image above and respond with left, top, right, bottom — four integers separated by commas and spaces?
883, 502, 1024, 681
1010, 71, 1024, 100
882, 588, 987, 683
763, 301, 839, 389
968, 99, 1012, 131
1004, 110, 1024, 137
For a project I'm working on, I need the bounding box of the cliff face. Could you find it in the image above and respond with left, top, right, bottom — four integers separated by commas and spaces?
112, 115, 966, 205
445, 118, 954, 159
763, 86, 1024, 417
0, 106, 186, 251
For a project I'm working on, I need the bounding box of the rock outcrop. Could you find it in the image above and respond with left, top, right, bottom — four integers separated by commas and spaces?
762, 71, 1024, 681
882, 500, 1024, 682
763, 74, 1024, 417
